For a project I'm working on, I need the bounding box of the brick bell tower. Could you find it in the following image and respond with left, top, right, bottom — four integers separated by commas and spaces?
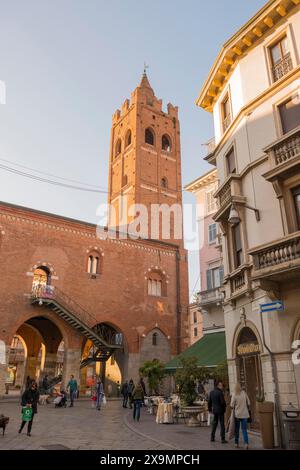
108, 72, 184, 245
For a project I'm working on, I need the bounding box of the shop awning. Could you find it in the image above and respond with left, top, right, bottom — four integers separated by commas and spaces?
165, 331, 227, 374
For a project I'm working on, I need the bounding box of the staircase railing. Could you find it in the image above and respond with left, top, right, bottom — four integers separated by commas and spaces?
31, 285, 99, 330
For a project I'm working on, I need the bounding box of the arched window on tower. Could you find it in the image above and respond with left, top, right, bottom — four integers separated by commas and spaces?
115, 139, 122, 158
145, 128, 155, 146
125, 129, 132, 148
152, 332, 158, 346
87, 252, 101, 276
162, 134, 171, 152
161, 177, 168, 189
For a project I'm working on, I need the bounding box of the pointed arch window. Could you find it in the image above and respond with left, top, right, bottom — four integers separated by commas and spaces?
115, 139, 122, 158
145, 128, 155, 146
162, 134, 171, 152
152, 333, 158, 346
125, 129, 132, 148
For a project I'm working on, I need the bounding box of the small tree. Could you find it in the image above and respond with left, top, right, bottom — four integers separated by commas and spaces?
139, 359, 165, 395
214, 360, 229, 389
175, 357, 210, 406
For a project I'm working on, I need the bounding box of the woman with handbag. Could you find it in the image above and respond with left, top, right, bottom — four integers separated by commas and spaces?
19, 380, 40, 436
230, 383, 250, 449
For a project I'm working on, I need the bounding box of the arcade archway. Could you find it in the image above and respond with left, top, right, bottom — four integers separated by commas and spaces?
7, 316, 65, 393
80, 323, 126, 396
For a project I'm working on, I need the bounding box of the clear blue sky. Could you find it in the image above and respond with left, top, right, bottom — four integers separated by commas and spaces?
0, 0, 266, 297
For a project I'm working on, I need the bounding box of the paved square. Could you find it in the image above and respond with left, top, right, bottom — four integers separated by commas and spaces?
0, 399, 262, 450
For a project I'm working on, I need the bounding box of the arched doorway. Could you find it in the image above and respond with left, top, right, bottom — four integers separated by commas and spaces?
31, 266, 52, 297
7, 316, 65, 393
236, 326, 263, 428
80, 323, 125, 396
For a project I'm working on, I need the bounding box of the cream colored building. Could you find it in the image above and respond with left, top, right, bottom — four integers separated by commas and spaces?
197, 0, 300, 444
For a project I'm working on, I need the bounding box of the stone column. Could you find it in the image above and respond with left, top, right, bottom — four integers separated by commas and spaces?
43, 352, 58, 379
25, 356, 39, 382
62, 348, 81, 389
0, 341, 9, 397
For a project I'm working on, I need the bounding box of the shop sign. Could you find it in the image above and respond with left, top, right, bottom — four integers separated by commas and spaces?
237, 342, 260, 356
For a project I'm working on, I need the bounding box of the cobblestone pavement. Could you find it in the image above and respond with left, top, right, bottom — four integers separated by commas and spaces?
0, 399, 262, 451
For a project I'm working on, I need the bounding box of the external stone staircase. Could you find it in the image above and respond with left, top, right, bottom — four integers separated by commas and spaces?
31, 286, 122, 367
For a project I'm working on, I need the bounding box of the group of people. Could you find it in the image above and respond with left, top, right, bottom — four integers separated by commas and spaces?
121, 378, 146, 422
208, 380, 251, 449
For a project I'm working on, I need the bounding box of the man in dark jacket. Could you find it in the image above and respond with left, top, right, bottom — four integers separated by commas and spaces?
121, 380, 129, 408
208, 380, 227, 443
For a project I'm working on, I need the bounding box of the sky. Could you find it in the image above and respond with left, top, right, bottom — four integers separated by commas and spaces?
0, 0, 267, 297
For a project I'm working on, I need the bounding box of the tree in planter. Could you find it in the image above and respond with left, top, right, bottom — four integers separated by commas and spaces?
175, 357, 210, 406
139, 359, 165, 395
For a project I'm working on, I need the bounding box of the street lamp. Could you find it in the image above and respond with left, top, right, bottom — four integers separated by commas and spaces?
228, 203, 260, 225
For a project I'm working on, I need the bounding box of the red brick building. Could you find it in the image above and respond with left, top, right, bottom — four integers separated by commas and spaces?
0, 74, 189, 396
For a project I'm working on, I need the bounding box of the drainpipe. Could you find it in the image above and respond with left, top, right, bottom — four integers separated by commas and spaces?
176, 249, 181, 355
259, 309, 284, 448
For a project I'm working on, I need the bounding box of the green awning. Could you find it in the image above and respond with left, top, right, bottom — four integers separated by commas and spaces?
165, 331, 227, 374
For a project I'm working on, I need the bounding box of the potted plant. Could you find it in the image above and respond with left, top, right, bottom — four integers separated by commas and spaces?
174, 357, 210, 427
139, 359, 165, 396
256, 392, 275, 449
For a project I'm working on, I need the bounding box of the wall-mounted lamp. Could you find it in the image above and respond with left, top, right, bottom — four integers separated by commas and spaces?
228, 204, 260, 225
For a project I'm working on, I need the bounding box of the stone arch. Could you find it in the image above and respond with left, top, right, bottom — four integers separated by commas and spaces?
231, 320, 263, 359
292, 316, 300, 342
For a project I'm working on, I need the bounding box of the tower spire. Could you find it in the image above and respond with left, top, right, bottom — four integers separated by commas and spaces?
139, 63, 153, 91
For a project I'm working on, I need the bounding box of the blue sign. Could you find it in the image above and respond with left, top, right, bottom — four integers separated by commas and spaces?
260, 301, 284, 313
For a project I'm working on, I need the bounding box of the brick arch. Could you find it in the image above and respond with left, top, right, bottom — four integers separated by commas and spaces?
29, 261, 57, 277
145, 266, 169, 297
9, 311, 75, 351
161, 133, 172, 152
125, 128, 132, 148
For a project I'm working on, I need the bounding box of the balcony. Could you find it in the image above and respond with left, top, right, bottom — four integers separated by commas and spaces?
272, 53, 293, 83
263, 126, 300, 182
198, 288, 223, 307
223, 264, 252, 302
249, 232, 300, 282
214, 175, 246, 222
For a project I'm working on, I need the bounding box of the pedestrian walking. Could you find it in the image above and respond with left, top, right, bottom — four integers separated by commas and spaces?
18, 380, 40, 436
121, 380, 129, 408
132, 380, 144, 422
96, 379, 104, 411
231, 383, 250, 449
128, 379, 135, 409
208, 380, 227, 444
67, 374, 78, 407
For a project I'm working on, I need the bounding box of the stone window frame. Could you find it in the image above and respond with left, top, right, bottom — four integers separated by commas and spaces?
145, 267, 168, 298
86, 247, 104, 278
